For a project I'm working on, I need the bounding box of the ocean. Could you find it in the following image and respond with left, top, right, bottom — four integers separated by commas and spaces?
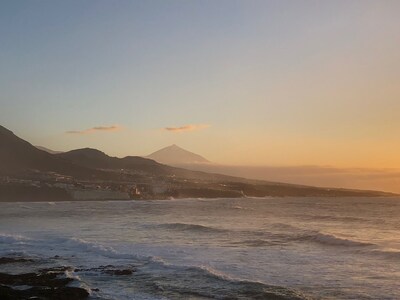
1, 197, 399, 299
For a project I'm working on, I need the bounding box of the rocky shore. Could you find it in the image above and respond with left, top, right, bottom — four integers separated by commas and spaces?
0, 256, 135, 300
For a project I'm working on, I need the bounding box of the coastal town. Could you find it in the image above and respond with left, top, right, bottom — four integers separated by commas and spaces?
0, 171, 179, 201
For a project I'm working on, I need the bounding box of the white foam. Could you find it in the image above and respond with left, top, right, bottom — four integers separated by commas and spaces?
11, 285, 32, 290
232, 205, 243, 209
188, 264, 235, 281
19, 205, 33, 209
0, 233, 30, 244
64, 238, 137, 259
368, 248, 400, 260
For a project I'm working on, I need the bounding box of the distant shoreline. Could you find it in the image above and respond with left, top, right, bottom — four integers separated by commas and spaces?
1, 194, 399, 204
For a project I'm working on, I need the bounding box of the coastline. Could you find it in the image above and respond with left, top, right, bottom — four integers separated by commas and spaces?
0, 256, 136, 300
0, 194, 399, 204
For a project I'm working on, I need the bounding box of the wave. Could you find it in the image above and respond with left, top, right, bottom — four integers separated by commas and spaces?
37, 237, 309, 299
58, 237, 170, 266
0, 233, 30, 244
232, 205, 244, 209
62, 238, 138, 260
43, 237, 309, 299
230, 230, 375, 249
0, 234, 167, 266
302, 232, 375, 247
231, 205, 254, 211
303, 214, 366, 222
362, 248, 400, 260
19, 205, 34, 209
140, 260, 310, 300
269, 222, 304, 231
157, 222, 227, 233
63, 269, 93, 295
235, 239, 279, 247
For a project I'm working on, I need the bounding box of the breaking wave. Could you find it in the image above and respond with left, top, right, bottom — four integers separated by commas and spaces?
139, 257, 310, 300
363, 248, 400, 260
11, 235, 310, 299
301, 232, 375, 247
235, 230, 376, 248
0, 233, 30, 244
157, 222, 227, 233
61, 237, 139, 260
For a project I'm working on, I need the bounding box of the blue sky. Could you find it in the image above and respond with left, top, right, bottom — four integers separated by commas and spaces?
1, 0, 400, 167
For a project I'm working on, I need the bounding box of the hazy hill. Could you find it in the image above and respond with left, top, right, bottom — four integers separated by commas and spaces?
35, 146, 63, 154
56, 148, 238, 181
56, 148, 174, 176
147, 144, 210, 165
0, 125, 110, 179
0, 125, 228, 181
173, 164, 400, 194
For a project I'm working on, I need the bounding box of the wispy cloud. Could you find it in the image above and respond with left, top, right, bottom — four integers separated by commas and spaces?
163, 124, 210, 133
66, 125, 122, 134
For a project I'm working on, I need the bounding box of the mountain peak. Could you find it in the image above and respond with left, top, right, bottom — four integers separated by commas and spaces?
147, 145, 209, 165
167, 144, 181, 149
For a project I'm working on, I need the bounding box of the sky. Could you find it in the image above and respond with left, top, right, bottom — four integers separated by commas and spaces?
1, 0, 400, 169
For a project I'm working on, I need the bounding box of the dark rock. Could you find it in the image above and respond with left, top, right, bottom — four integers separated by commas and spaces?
50, 286, 89, 300
0, 272, 73, 287
74, 265, 135, 275
0, 257, 34, 265
99, 264, 115, 269
0, 261, 89, 300
104, 269, 134, 276
0, 285, 89, 300
0, 285, 20, 300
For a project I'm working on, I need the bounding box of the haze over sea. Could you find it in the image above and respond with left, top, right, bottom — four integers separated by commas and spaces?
1, 197, 399, 300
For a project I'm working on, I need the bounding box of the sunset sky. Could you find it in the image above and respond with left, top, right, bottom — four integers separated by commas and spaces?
1, 0, 400, 169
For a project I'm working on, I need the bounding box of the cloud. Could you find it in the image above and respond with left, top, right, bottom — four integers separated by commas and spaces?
163, 124, 210, 133
66, 125, 122, 134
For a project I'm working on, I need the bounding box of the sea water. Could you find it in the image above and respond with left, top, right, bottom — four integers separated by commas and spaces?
1, 197, 399, 299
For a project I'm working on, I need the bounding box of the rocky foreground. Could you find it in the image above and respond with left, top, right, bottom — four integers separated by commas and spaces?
0, 256, 135, 300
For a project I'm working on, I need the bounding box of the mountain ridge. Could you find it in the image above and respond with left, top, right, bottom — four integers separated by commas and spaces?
0, 124, 395, 199
0, 125, 113, 179
35, 146, 63, 154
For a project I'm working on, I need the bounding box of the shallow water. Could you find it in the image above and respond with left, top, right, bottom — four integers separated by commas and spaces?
1, 197, 399, 299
